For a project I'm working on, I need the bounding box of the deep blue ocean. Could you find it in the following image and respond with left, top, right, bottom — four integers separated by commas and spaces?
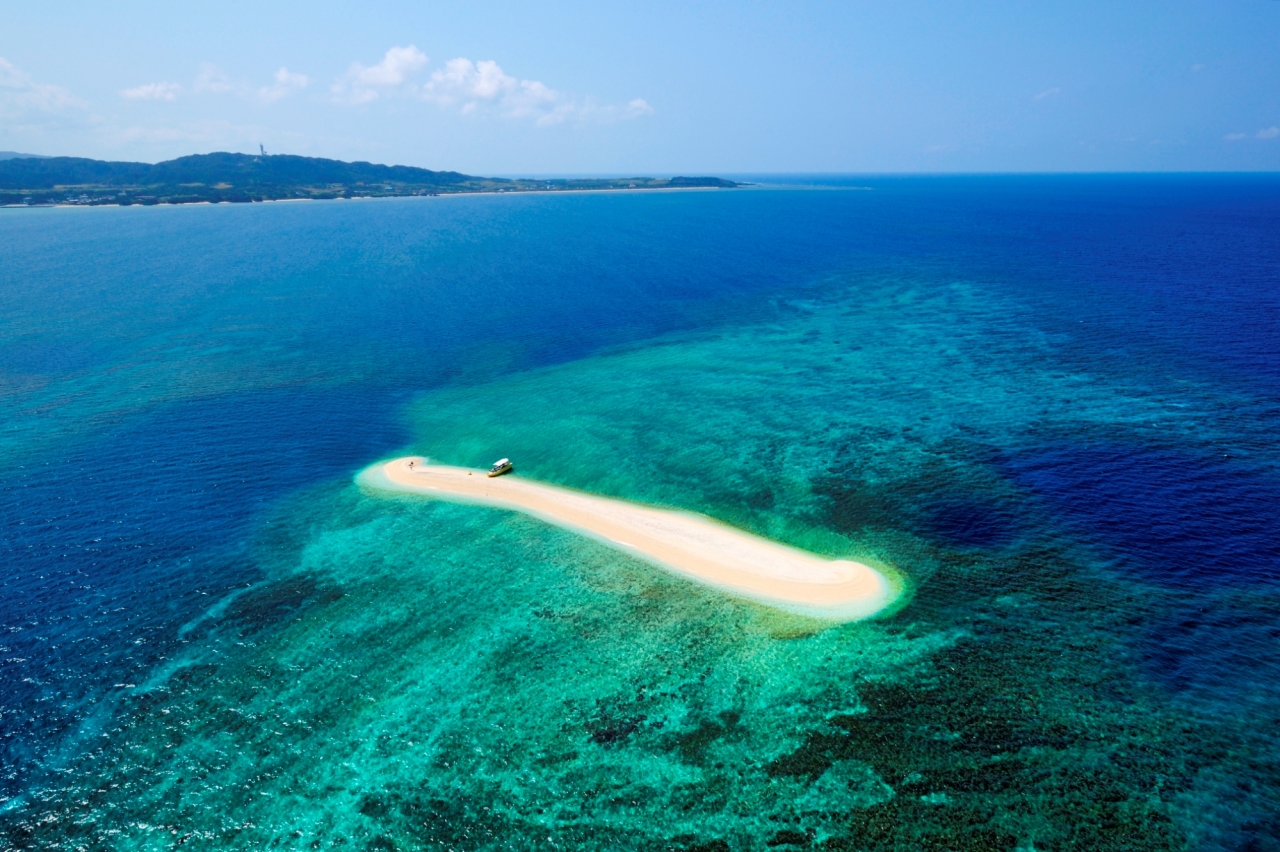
1, 176, 1278, 851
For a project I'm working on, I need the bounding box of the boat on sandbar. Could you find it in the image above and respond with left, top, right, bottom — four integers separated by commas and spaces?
487, 458, 513, 477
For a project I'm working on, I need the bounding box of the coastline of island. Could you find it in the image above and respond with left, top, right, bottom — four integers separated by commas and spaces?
358, 457, 899, 622
0, 151, 739, 208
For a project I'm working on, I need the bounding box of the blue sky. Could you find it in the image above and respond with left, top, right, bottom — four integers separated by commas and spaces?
2, 1, 1278, 173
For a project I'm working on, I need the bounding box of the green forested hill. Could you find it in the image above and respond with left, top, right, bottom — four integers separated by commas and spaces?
0, 152, 736, 205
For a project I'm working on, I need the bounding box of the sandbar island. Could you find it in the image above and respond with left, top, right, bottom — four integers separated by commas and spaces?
359, 457, 898, 621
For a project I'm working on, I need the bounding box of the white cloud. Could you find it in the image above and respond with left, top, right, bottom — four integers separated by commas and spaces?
419, 56, 650, 125
122, 82, 181, 101
194, 63, 233, 93
0, 56, 84, 114
331, 45, 428, 104
545, 96, 654, 126
595, 97, 654, 122
1032, 87, 1061, 102
191, 63, 308, 103
354, 45, 427, 86
259, 67, 309, 103
330, 46, 651, 125
422, 58, 559, 120
1225, 127, 1280, 142
423, 58, 520, 105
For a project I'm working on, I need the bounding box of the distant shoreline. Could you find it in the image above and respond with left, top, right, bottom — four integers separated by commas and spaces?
1, 183, 744, 210
0, 151, 738, 208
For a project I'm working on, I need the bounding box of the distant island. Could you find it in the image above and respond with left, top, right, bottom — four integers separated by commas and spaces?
0, 152, 738, 207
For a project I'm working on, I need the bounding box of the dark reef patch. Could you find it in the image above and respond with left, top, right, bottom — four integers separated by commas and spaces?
767, 828, 814, 846
672, 710, 743, 764
813, 438, 1023, 553
759, 521, 1241, 851
678, 840, 731, 852
588, 716, 645, 746
219, 573, 344, 635
1138, 590, 1280, 702
916, 496, 1020, 550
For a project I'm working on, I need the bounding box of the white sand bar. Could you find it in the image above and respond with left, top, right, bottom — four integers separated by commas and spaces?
359, 458, 897, 621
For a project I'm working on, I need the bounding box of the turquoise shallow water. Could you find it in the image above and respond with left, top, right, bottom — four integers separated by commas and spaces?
2, 179, 1280, 850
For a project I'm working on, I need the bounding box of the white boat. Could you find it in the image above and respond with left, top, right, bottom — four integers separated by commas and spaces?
487, 458, 513, 477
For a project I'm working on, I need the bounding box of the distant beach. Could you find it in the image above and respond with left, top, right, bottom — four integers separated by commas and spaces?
360, 457, 897, 621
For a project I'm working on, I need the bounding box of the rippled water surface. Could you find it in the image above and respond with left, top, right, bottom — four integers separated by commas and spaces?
2, 177, 1279, 851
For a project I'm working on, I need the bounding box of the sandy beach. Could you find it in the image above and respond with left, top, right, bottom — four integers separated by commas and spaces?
359, 457, 897, 621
